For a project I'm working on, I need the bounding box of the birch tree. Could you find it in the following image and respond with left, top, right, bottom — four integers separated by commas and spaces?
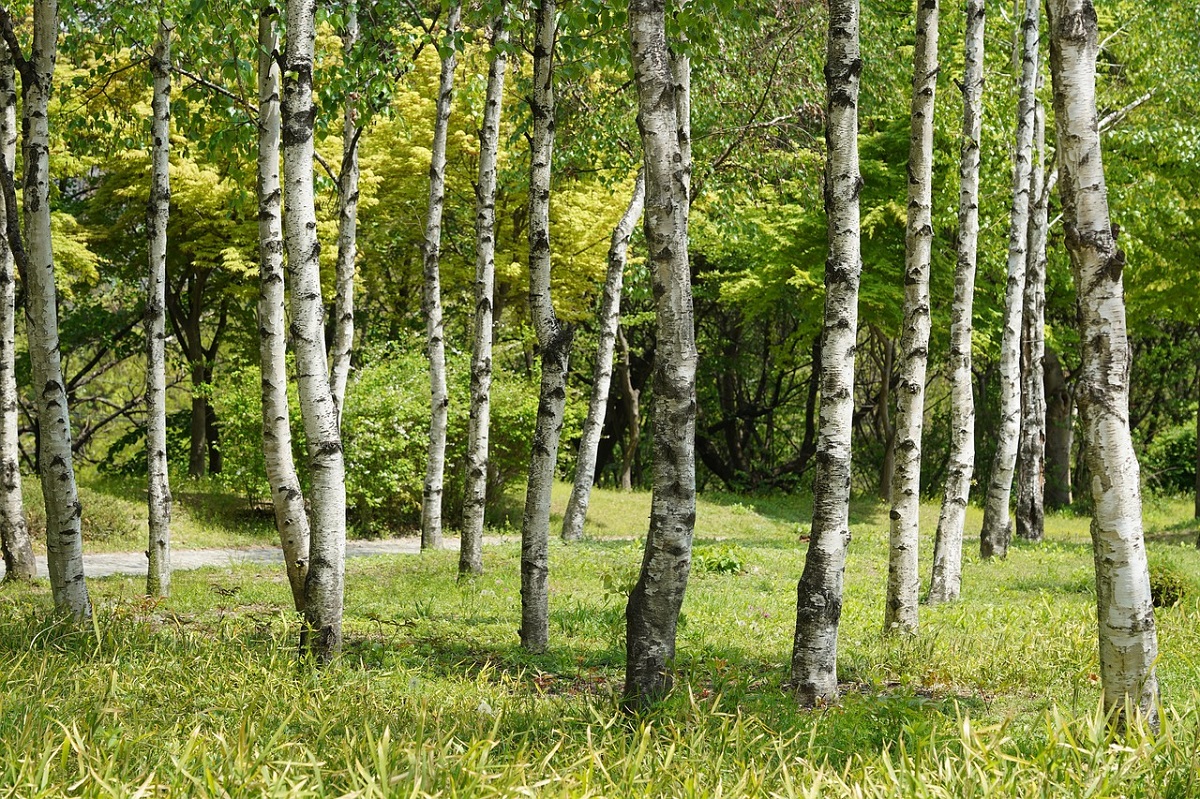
1016, 95, 1048, 543
0, 38, 30, 582
519, 0, 573, 653
257, 5, 309, 612
1046, 0, 1158, 728
283, 0, 346, 661
561, 171, 645, 544
884, 0, 938, 635
145, 18, 174, 597
329, 0, 360, 422
928, 0, 984, 605
624, 0, 697, 706
980, 0, 1040, 559
460, 10, 509, 576
0, 1, 90, 617
791, 0, 862, 706
420, 2, 462, 552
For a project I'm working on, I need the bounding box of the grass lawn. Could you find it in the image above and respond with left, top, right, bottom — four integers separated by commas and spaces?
2, 483, 1200, 796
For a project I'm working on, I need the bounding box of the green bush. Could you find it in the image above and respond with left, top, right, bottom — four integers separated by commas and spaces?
1148, 552, 1194, 607
1142, 421, 1196, 494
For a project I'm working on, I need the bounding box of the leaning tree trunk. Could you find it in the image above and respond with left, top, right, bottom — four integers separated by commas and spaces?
561, 171, 645, 543
257, 6, 309, 612
460, 10, 509, 576
624, 0, 697, 708
884, 0, 938, 636
0, 1, 89, 617
329, 0, 359, 423
1016, 95, 1048, 543
283, 0, 346, 662
518, 0, 572, 654
0, 37, 30, 582
791, 0, 862, 707
1048, 0, 1158, 729
929, 0, 985, 605
1044, 346, 1073, 508
980, 0, 1040, 559
420, 2, 462, 552
145, 19, 174, 597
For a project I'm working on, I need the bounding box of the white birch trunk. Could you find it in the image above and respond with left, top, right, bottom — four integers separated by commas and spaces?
624, 0, 697, 707
884, 0, 938, 635
257, 7, 309, 612
0, 37, 30, 582
1016, 96, 1048, 543
145, 19, 174, 597
329, 0, 359, 423
519, 0, 573, 654
0, 1, 91, 617
561, 171, 645, 543
1047, 0, 1158, 728
980, 0, 1040, 559
283, 0, 346, 661
460, 11, 509, 576
420, 2, 462, 552
928, 0, 984, 605
791, 0, 862, 706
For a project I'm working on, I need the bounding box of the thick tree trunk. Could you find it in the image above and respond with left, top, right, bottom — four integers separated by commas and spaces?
329, 0, 359, 423
0, 37, 29, 582
257, 6, 309, 612
885, 0, 938, 636
1044, 346, 1073, 508
929, 0, 985, 605
460, 11, 509, 576
561, 172, 645, 543
980, 0, 1040, 559
1016, 96, 1048, 543
420, 2, 462, 552
284, 0, 346, 662
618, 326, 640, 491
0, 0, 90, 617
1047, 0, 1158, 729
145, 19, 174, 597
791, 0, 862, 707
624, 0, 697, 708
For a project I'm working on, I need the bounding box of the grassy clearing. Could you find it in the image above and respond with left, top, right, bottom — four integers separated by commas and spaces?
2, 484, 1200, 796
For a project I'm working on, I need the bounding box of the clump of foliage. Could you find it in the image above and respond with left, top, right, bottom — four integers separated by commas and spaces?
1148, 553, 1195, 607
693, 543, 748, 575
1141, 422, 1197, 495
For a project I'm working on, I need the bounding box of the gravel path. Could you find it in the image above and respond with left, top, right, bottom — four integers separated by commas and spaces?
0, 536, 516, 581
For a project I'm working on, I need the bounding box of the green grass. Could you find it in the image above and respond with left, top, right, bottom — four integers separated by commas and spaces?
2, 483, 1200, 796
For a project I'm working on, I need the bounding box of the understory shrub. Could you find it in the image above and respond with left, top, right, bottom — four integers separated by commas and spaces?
1142, 421, 1196, 494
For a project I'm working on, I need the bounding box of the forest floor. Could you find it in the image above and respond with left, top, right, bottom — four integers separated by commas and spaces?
2, 482, 1200, 797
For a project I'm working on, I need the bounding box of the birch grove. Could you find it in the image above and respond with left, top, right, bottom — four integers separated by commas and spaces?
420, 2, 462, 553
460, 11, 509, 576
145, 19, 174, 597
791, 0, 862, 706
561, 172, 645, 544
283, 0, 346, 661
1046, 0, 1159, 728
624, 0, 697, 707
929, 0, 984, 605
885, 0, 938, 635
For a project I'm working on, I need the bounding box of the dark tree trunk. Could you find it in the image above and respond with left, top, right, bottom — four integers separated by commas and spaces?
1044, 348, 1072, 509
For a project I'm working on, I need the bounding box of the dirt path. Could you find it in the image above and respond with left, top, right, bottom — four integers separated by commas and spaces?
0, 536, 517, 581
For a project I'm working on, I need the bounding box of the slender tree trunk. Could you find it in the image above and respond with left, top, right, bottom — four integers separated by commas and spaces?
884, 0, 938, 636
0, 38, 30, 582
618, 326, 640, 491
561, 172, 645, 543
791, 0, 862, 706
1195, 364, 1200, 524
329, 0, 359, 423
928, 0, 984, 605
420, 2, 462, 552
1047, 0, 1158, 729
1044, 346, 1073, 508
980, 0, 1040, 559
624, 0, 697, 707
1016, 95, 1048, 543
283, 0, 346, 662
189, 361, 207, 477
460, 11, 509, 576
257, 6, 309, 612
145, 19, 174, 597
877, 333, 894, 501
0, 1, 89, 616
